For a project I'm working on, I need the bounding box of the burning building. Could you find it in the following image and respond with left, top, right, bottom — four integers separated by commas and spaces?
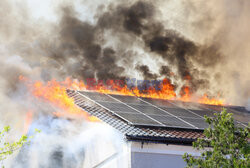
1, 0, 250, 167
66, 89, 249, 168
11, 78, 248, 168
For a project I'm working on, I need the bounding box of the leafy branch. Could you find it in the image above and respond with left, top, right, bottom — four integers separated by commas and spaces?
183, 109, 250, 168
0, 126, 40, 162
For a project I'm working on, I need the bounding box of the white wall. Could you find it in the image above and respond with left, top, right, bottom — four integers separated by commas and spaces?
130, 142, 200, 168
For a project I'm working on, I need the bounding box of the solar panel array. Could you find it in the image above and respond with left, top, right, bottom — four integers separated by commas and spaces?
78, 91, 249, 130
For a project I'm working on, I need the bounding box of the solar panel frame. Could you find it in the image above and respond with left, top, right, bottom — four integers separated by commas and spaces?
140, 98, 178, 108
96, 101, 140, 113
225, 108, 249, 126
142, 98, 206, 119
135, 97, 198, 129
92, 93, 206, 129
104, 94, 165, 126
201, 104, 223, 112
200, 104, 249, 127
109, 94, 148, 105
78, 91, 168, 126
229, 106, 250, 113
139, 98, 219, 129
148, 115, 195, 128
179, 117, 209, 129
188, 109, 216, 118
234, 120, 247, 128
128, 104, 172, 116
78, 91, 115, 102
77, 91, 249, 130
160, 107, 202, 118
78, 91, 136, 124
170, 101, 203, 110
78, 91, 205, 129
114, 112, 164, 126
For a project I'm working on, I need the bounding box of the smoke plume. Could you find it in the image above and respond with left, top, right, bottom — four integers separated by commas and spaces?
0, 0, 250, 165
0, 0, 249, 103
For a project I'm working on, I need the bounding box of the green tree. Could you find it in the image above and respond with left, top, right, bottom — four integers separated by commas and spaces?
0, 126, 28, 161
0, 126, 40, 167
183, 109, 250, 168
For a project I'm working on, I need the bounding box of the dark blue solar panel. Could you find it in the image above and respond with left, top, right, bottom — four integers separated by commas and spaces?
200, 104, 223, 113
96, 101, 139, 113
161, 107, 201, 118
129, 104, 171, 116
77, 91, 248, 130
229, 106, 250, 113
141, 98, 178, 108
170, 101, 203, 110
179, 117, 209, 129
109, 94, 148, 105
148, 115, 194, 128
78, 91, 115, 102
225, 108, 249, 125
188, 109, 216, 118
115, 112, 163, 126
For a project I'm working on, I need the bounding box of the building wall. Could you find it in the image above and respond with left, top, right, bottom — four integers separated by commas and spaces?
130, 142, 200, 168
131, 152, 186, 168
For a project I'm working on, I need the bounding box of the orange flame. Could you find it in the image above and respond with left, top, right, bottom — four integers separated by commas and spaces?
95, 78, 177, 100
20, 76, 99, 122
24, 110, 33, 134
179, 86, 191, 102
20, 76, 225, 120
82, 78, 225, 105
198, 94, 225, 106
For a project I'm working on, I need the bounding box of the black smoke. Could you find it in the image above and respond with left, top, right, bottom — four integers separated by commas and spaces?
46, 1, 223, 94
136, 64, 158, 80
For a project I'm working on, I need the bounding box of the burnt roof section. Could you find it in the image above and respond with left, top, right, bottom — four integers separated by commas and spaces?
67, 90, 206, 145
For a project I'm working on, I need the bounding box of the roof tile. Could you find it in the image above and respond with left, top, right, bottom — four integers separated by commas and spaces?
68, 90, 205, 144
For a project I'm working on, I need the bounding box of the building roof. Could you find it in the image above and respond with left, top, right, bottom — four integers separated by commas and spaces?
67, 90, 205, 145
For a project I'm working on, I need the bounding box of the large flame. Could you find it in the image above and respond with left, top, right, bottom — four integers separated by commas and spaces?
198, 94, 224, 106
82, 78, 225, 106
20, 76, 99, 121
20, 76, 225, 121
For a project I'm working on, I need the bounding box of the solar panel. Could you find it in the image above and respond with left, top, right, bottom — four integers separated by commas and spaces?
148, 115, 195, 128
96, 101, 139, 113
225, 107, 249, 125
161, 107, 201, 118
234, 121, 247, 128
78, 91, 115, 102
229, 106, 250, 113
201, 104, 223, 113
169, 101, 204, 111
108, 94, 148, 105
179, 117, 209, 129
198, 104, 249, 126
77, 91, 248, 130
128, 104, 171, 116
141, 98, 178, 108
114, 112, 163, 126
188, 109, 216, 118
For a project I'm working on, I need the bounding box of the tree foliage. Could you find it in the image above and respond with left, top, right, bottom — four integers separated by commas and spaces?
183, 109, 250, 168
0, 126, 29, 162
0, 126, 40, 167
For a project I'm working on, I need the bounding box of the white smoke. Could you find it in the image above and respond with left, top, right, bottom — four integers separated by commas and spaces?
0, 0, 249, 166
3, 118, 129, 168
0, 1, 129, 167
